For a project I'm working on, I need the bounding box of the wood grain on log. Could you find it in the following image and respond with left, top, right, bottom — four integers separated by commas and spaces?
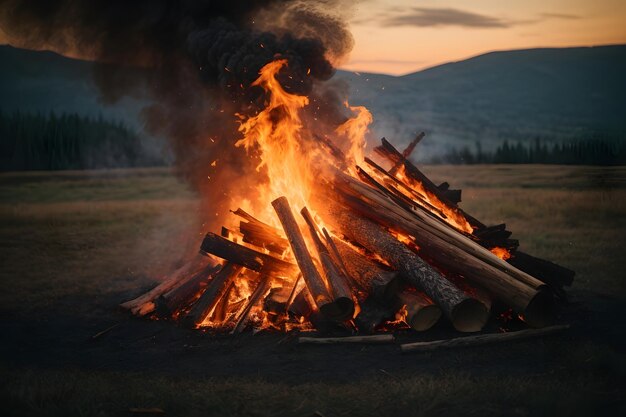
183, 263, 244, 328
301, 207, 355, 321
322, 202, 488, 332
328, 170, 554, 327
200, 232, 297, 277
271, 197, 336, 318
396, 290, 442, 331
120, 254, 211, 316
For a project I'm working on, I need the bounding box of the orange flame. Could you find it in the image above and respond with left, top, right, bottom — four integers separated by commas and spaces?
490, 247, 511, 260
235, 59, 317, 225
395, 165, 474, 234
336, 102, 372, 170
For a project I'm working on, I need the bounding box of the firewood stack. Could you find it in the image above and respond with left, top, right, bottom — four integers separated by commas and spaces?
121, 135, 574, 335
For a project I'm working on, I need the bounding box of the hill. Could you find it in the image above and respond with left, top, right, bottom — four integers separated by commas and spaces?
335, 45, 626, 158
2, 44, 625, 161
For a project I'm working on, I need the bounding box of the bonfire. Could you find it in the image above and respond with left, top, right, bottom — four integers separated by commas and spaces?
121, 59, 574, 349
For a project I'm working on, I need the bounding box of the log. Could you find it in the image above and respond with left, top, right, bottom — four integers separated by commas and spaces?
400, 324, 570, 353
323, 202, 488, 332
211, 280, 234, 322
396, 290, 442, 331
157, 263, 220, 315
301, 207, 355, 321
233, 208, 289, 255
183, 263, 244, 328
375, 137, 484, 229
232, 274, 271, 333
330, 236, 400, 302
120, 254, 212, 316
437, 182, 462, 205
388, 132, 425, 175
328, 175, 555, 327
354, 298, 395, 333
509, 251, 575, 289
200, 232, 297, 277
377, 138, 573, 290
263, 285, 292, 314
298, 334, 395, 344
271, 197, 337, 319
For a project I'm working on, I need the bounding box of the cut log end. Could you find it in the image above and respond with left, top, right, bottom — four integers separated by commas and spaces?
451, 298, 489, 332
523, 289, 556, 328
409, 304, 442, 331
319, 296, 355, 322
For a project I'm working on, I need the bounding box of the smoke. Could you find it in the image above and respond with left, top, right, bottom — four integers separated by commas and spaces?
0, 0, 357, 229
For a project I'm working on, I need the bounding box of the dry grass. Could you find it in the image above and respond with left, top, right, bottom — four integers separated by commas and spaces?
1, 165, 624, 417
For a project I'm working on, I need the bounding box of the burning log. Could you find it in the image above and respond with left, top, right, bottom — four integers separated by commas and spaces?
329, 236, 400, 302
395, 290, 442, 331
232, 274, 271, 333
375, 137, 484, 228
298, 334, 395, 344
354, 298, 395, 333
376, 137, 574, 294
232, 208, 289, 254
301, 207, 355, 321
400, 324, 570, 353
120, 254, 212, 316
388, 132, 424, 176
212, 280, 235, 322
156, 263, 220, 315
272, 196, 344, 321
183, 263, 244, 328
200, 232, 297, 277
323, 202, 489, 332
330, 170, 555, 323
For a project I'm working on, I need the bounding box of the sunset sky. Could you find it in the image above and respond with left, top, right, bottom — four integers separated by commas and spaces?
343, 0, 626, 75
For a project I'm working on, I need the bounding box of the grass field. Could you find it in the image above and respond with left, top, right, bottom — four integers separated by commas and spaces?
1, 165, 625, 416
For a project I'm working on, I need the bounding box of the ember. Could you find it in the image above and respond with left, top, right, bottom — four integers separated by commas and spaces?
121, 58, 575, 336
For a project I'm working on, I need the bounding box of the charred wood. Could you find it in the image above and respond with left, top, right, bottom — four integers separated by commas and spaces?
183, 263, 244, 328
323, 202, 488, 332
200, 232, 297, 277
301, 207, 355, 321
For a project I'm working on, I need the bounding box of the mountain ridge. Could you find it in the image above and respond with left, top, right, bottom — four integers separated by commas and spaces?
2, 44, 625, 159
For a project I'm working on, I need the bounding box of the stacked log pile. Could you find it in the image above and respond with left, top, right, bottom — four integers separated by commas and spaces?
121, 135, 574, 336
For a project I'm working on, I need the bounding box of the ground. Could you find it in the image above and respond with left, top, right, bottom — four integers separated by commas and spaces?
1, 165, 625, 417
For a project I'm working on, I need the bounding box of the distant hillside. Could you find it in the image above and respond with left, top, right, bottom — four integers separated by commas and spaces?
2, 44, 625, 161
336, 45, 626, 159
0, 45, 145, 127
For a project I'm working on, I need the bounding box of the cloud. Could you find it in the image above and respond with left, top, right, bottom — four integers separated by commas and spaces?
381, 7, 512, 28
540, 12, 581, 20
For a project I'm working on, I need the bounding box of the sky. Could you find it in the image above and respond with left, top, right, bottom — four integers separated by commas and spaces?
342, 0, 626, 75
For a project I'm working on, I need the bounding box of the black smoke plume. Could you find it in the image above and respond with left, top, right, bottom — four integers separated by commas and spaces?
0, 0, 356, 227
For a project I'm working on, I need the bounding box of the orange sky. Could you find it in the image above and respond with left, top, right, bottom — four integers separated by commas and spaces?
342, 0, 626, 75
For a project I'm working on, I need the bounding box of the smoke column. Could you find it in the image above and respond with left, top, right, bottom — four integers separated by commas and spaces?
0, 0, 357, 227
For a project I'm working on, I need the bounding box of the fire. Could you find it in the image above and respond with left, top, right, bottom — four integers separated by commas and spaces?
395, 165, 474, 234
235, 59, 317, 226
336, 102, 372, 170
490, 247, 511, 260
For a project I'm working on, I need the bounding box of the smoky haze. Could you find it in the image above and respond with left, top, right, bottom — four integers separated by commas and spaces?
0, 0, 357, 229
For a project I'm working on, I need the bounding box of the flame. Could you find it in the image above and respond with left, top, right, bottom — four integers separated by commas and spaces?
490, 247, 511, 260
395, 165, 474, 234
336, 102, 372, 169
235, 59, 317, 225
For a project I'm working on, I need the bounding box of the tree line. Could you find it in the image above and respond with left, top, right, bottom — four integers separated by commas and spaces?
0, 110, 162, 171
433, 136, 626, 165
